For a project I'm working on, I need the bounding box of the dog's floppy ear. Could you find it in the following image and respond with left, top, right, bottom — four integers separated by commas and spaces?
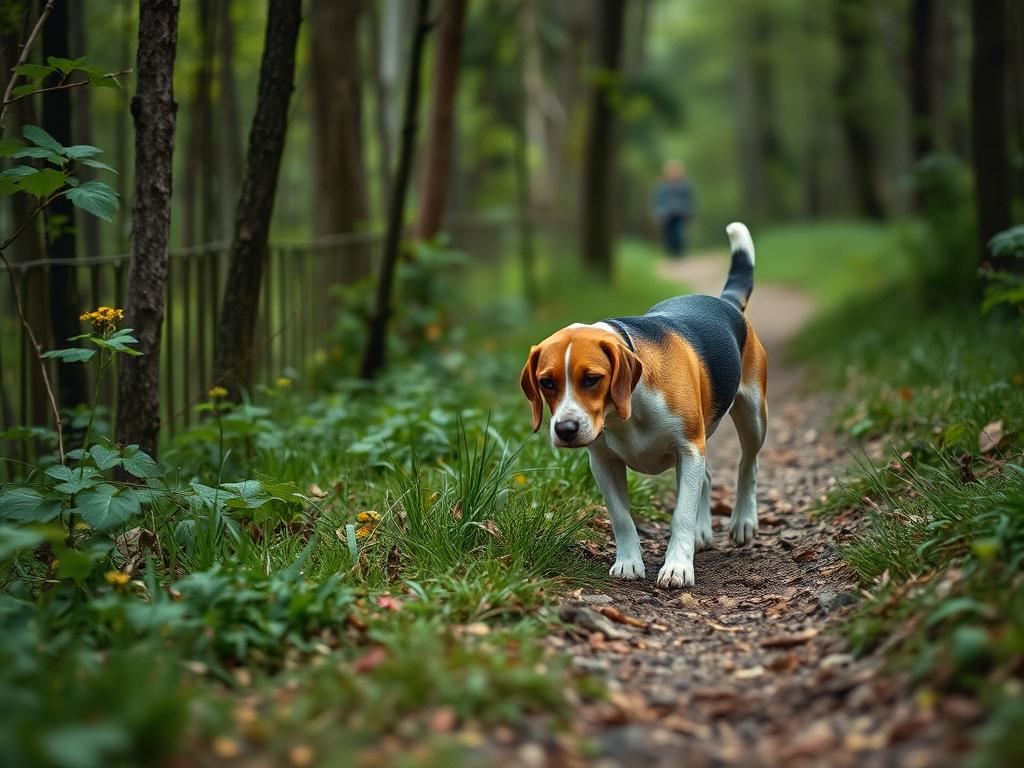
519, 345, 544, 432
602, 340, 643, 421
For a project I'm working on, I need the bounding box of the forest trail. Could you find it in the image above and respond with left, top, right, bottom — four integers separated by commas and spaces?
538, 254, 965, 767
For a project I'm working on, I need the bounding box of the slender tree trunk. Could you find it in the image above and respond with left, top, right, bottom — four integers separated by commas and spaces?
361, 0, 431, 380
580, 0, 626, 281
115, 0, 180, 456
908, 0, 936, 163
414, 0, 466, 240
969, 0, 1013, 268
115, 0, 132, 252
1, 3, 48, 427
515, 5, 537, 305
832, 0, 886, 219
367, 0, 394, 218
213, 0, 302, 398
519, 0, 552, 211
70, 2, 101, 257
42, 0, 88, 410
199, 0, 218, 243
218, 0, 244, 235
310, 0, 370, 266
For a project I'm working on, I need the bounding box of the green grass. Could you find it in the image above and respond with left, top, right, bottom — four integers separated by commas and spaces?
791, 228, 1024, 764
751, 220, 903, 307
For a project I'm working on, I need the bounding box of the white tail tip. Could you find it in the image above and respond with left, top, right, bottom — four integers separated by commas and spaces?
726, 222, 754, 265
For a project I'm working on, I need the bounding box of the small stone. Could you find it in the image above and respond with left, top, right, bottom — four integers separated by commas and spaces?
577, 593, 614, 605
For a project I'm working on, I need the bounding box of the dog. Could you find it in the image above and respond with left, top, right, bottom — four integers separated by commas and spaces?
519, 223, 767, 588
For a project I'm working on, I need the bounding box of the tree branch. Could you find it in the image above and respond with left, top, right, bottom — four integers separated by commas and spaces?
0, 0, 55, 132
0, 199, 66, 463
2, 69, 133, 107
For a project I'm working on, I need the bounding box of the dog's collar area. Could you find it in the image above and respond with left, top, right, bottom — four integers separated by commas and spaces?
602, 318, 635, 352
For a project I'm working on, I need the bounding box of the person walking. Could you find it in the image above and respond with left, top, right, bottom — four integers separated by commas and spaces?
653, 160, 695, 258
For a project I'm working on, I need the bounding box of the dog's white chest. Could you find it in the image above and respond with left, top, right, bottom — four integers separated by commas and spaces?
599, 382, 685, 475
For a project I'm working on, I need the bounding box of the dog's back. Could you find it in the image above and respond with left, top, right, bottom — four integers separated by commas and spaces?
603, 223, 756, 425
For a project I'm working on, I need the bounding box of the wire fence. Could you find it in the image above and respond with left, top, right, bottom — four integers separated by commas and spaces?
0, 214, 566, 470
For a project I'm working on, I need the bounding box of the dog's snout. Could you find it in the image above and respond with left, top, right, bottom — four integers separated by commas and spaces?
555, 419, 580, 441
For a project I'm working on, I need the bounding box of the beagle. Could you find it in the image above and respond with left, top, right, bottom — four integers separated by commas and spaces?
520, 223, 767, 588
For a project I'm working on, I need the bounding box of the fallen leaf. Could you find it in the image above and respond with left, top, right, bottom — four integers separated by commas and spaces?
352, 645, 389, 673
678, 593, 700, 609
978, 420, 1004, 453
307, 483, 327, 499
792, 547, 818, 563
595, 605, 648, 628
289, 744, 315, 766
760, 627, 819, 648
898, 386, 914, 402
212, 736, 241, 759
766, 651, 801, 673
705, 619, 747, 633
733, 665, 765, 680
374, 595, 402, 612
428, 706, 457, 733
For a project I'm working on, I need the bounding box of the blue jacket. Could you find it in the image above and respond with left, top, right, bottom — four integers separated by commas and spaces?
653, 179, 695, 220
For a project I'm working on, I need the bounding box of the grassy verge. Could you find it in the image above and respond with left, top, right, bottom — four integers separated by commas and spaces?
0, 236, 682, 767
787, 235, 1024, 763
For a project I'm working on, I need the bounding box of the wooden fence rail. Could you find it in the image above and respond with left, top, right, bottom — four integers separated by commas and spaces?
0, 214, 556, 472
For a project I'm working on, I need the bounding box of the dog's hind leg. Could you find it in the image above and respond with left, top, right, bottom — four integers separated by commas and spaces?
695, 461, 714, 551
728, 385, 766, 546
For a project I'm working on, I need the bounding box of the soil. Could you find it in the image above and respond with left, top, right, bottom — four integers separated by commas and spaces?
517, 255, 974, 767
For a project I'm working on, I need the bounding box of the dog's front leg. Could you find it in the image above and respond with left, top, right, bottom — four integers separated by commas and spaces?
588, 443, 645, 579
658, 446, 706, 588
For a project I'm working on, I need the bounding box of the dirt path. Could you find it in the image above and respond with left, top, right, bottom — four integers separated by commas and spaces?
537, 255, 967, 767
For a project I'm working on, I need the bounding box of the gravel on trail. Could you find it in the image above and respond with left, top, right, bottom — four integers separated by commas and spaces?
508, 256, 975, 767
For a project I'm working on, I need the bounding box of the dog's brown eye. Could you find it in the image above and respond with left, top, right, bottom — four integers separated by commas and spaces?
539, 378, 556, 391
582, 374, 603, 389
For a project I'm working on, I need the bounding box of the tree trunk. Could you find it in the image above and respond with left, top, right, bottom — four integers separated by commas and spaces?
832, 0, 886, 220
969, 0, 1013, 267
199, 0, 218, 243
182, 0, 217, 246
1, 3, 49, 428
361, 0, 431, 380
114, 0, 132, 252
310, 0, 370, 273
42, 0, 88, 410
580, 0, 626, 281
115, 0, 180, 456
908, 0, 936, 163
218, 0, 244, 236
414, 0, 466, 240
70, 2, 101, 258
367, 0, 394, 218
515, 4, 537, 305
213, 0, 302, 398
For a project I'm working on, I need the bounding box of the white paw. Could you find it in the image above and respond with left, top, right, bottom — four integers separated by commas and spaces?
695, 526, 715, 552
609, 557, 646, 580
729, 514, 758, 546
656, 560, 695, 588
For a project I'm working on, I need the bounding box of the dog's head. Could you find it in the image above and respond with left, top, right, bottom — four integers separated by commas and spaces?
519, 325, 643, 447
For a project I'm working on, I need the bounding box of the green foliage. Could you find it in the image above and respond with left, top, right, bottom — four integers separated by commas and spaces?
802, 237, 1024, 764
981, 225, 1024, 316
0, 123, 119, 219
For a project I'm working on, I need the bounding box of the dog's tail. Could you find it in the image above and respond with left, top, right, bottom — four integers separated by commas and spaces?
721, 222, 755, 312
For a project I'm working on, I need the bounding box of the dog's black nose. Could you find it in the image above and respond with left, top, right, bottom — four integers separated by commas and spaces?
555, 419, 580, 441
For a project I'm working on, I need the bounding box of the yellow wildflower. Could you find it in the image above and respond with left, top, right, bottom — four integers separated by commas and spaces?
208, 386, 229, 399
514, 473, 527, 485
355, 525, 374, 539
105, 570, 130, 586
356, 511, 381, 523
276, 377, 292, 389
79, 306, 124, 332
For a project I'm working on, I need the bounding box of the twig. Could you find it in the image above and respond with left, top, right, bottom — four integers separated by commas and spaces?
2, 69, 133, 107
0, 200, 65, 463
0, 0, 55, 132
